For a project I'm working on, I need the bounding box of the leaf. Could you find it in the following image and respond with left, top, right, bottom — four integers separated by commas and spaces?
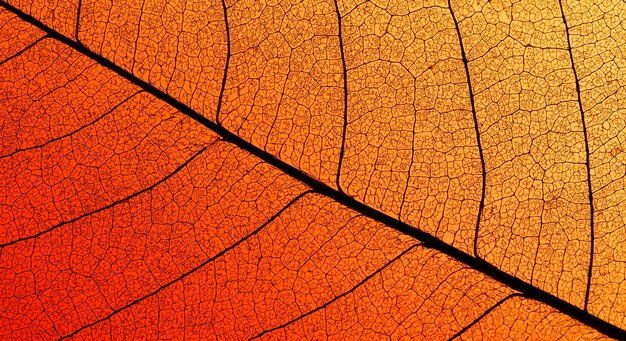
0, 0, 625, 339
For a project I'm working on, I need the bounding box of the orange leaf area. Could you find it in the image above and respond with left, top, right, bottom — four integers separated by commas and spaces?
1, 0, 625, 339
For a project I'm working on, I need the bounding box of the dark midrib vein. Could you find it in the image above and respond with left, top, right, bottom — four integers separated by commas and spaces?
60, 191, 313, 340
333, 0, 349, 192
215, 0, 230, 124
558, 0, 595, 312
447, 0, 486, 259
250, 244, 421, 340
447, 293, 522, 340
1, 2, 623, 339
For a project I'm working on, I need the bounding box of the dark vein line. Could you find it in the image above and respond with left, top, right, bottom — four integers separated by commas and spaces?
530, 212, 546, 285
165, 0, 186, 91
447, 293, 522, 340
250, 243, 421, 340
0, 91, 143, 160
0, 145, 210, 249
215, 0, 230, 124
399, 81, 418, 220
558, 0, 595, 312
263, 51, 291, 150
130, 0, 145, 74
75, 0, 81, 43
98, 0, 113, 54
333, 0, 349, 192
1, 2, 623, 338
447, 0, 486, 259
0, 35, 48, 66
60, 190, 313, 340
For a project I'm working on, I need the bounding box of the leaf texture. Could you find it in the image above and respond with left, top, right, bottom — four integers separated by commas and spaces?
1, 0, 626, 339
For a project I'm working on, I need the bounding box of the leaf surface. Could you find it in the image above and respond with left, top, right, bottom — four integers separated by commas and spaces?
0, 0, 625, 339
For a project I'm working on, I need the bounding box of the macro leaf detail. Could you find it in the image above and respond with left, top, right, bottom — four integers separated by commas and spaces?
1, 0, 625, 339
